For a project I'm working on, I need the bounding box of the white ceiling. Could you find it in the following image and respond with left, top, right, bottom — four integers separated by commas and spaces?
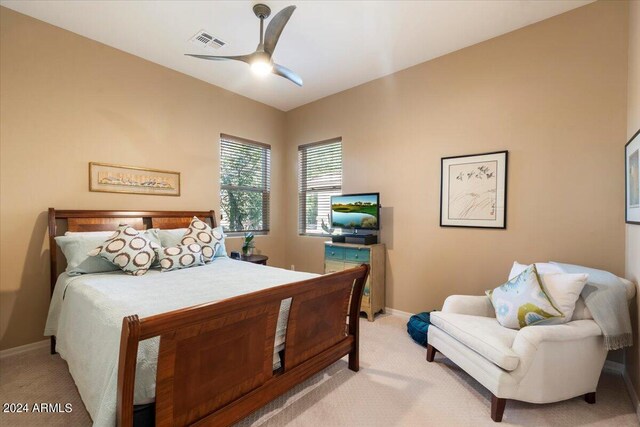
1, 0, 593, 111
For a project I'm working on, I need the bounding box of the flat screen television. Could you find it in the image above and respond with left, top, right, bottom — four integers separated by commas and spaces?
330, 193, 380, 230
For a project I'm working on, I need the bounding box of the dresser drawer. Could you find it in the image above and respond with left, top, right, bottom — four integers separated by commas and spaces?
345, 247, 370, 263
324, 245, 345, 261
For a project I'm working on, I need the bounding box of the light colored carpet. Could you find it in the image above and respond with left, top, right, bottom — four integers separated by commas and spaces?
0, 315, 637, 426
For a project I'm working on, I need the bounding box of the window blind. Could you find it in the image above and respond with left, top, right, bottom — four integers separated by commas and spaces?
298, 138, 342, 235
220, 134, 270, 233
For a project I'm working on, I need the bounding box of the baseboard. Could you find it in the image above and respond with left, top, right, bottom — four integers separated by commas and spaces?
603, 360, 640, 422
0, 339, 48, 359
603, 360, 624, 375
384, 307, 413, 319
622, 364, 640, 422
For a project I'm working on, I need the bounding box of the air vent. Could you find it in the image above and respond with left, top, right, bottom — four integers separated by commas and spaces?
189, 30, 225, 49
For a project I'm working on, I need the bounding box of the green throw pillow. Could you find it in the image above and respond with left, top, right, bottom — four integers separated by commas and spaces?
486, 264, 563, 329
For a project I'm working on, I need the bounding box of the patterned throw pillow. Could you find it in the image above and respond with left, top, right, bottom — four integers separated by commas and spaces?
156, 244, 205, 272
181, 217, 224, 262
88, 224, 159, 276
486, 265, 564, 329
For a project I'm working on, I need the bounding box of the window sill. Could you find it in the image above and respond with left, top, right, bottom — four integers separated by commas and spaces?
225, 231, 269, 237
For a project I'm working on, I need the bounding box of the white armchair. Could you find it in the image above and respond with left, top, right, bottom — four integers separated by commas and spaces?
427, 279, 636, 422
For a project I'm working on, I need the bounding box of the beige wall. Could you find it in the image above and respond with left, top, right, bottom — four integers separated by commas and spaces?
284, 1, 628, 315
0, 7, 287, 350
626, 0, 640, 401
1, 1, 632, 355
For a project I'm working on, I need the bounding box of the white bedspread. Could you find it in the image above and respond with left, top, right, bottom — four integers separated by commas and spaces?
44, 258, 318, 427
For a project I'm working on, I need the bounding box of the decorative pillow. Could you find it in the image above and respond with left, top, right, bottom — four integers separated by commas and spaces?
180, 217, 226, 261
486, 265, 564, 329
88, 224, 159, 276
510, 262, 589, 322
536, 273, 588, 324
156, 244, 205, 272
508, 261, 563, 279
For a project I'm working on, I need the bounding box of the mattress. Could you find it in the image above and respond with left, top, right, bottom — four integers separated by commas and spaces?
44, 258, 318, 427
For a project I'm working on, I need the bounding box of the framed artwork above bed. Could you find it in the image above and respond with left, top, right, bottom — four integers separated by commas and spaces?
89, 162, 180, 196
626, 129, 640, 225
440, 150, 508, 229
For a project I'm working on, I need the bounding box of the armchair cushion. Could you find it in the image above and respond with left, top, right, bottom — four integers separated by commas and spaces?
430, 312, 520, 371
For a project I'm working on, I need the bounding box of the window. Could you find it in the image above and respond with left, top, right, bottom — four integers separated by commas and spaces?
220, 134, 270, 233
298, 138, 342, 235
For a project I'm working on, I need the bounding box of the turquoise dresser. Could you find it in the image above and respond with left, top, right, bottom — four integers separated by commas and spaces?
324, 242, 385, 321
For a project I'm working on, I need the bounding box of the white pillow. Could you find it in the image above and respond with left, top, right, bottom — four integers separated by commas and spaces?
572, 297, 592, 320
537, 273, 588, 324
509, 261, 563, 279
509, 262, 588, 324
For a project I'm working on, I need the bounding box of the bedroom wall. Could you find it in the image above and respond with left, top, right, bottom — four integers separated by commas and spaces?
625, 0, 640, 403
284, 1, 628, 315
0, 7, 287, 350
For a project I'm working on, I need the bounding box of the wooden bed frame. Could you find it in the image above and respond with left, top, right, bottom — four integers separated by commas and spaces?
48, 208, 369, 427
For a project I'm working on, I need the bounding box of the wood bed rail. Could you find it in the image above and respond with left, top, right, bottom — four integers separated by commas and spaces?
116, 265, 369, 427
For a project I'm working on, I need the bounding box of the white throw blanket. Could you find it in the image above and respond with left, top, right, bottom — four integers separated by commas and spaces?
44, 259, 317, 427
552, 262, 633, 350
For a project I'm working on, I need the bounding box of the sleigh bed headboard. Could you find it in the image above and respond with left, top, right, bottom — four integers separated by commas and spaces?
47, 208, 217, 296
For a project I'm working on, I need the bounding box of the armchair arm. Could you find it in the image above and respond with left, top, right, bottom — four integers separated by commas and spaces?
512, 320, 602, 354
441, 295, 495, 318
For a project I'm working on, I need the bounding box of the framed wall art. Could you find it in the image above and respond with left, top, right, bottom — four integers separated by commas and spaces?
89, 162, 180, 196
626, 129, 640, 225
440, 151, 508, 229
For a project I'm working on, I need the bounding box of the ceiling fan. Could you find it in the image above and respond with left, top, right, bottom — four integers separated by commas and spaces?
186, 3, 302, 87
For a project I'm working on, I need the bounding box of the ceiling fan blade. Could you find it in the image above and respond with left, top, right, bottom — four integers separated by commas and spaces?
263, 5, 296, 55
185, 54, 252, 64
272, 63, 303, 87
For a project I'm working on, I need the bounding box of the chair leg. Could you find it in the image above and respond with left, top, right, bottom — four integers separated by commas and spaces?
426, 344, 437, 362
491, 395, 506, 422
348, 348, 359, 372
584, 392, 596, 404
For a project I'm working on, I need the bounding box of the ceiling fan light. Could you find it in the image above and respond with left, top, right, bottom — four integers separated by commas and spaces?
251, 60, 273, 76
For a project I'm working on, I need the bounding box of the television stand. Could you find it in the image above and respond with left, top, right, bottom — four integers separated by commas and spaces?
331, 234, 377, 245
324, 241, 385, 321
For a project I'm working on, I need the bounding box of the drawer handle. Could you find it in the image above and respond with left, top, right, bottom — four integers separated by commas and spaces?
331, 251, 335, 256
355, 254, 359, 258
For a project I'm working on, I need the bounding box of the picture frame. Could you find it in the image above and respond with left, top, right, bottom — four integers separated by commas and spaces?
626, 129, 640, 225
89, 162, 180, 197
440, 150, 508, 229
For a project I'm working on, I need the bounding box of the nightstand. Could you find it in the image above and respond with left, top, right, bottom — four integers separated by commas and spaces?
240, 254, 269, 265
